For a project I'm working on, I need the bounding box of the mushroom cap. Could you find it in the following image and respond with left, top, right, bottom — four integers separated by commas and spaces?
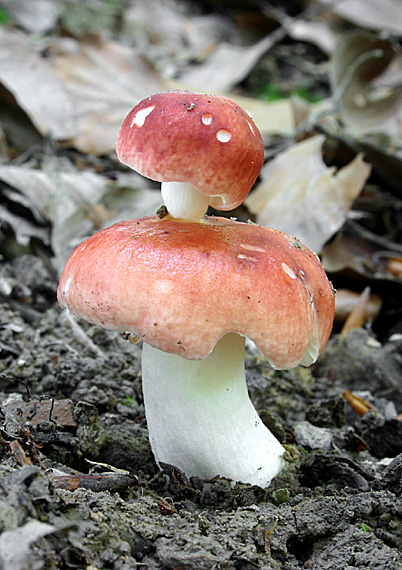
116, 90, 265, 211
58, 216, 334, 369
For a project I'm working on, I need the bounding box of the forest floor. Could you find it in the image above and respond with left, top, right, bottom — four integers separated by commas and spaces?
0, 253, 402, 569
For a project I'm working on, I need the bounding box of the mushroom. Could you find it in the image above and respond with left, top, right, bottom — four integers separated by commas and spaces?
116, 90, 265, 220
58, 91, 335, 487
58, 216, 334, 487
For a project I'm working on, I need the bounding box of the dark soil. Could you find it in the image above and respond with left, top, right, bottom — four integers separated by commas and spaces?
1, 253, 402, 570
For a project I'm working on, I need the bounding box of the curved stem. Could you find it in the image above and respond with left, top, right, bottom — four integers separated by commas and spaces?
141, 333, 284, 487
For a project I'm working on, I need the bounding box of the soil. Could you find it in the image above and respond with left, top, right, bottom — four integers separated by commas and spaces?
1, 252, 402, 570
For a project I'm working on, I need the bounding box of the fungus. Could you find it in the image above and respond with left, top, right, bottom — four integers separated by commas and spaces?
116, 90, 265, 221
58, 91, 335, 487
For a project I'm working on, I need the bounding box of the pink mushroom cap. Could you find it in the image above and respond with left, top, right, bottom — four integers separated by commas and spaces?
58, 215, 334, 369
116, 90, 265, 211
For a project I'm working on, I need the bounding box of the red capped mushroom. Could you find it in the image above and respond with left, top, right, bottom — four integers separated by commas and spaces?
116, 90, 265, 220
58, 215, 335, 486
58, 91, 335, 486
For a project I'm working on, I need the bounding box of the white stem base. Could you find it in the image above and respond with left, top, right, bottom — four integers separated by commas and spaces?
141, 333, 285, 487
161, 181, 210, 220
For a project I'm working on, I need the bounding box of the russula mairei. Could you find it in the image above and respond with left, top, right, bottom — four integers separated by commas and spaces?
116, 90, 265, 220
58, 90, 335, 487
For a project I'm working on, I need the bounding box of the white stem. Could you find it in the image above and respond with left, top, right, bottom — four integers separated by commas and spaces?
141, 333, 285, 487
161, 181, 210, 220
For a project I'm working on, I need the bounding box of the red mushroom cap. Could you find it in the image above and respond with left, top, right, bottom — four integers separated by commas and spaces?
116, 91, 265, 211
58, 216, 334, 369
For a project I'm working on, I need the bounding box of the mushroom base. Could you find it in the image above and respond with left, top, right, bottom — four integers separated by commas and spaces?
141, 332, 285, 487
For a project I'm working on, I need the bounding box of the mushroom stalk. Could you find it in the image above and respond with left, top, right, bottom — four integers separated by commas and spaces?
141, 332, 285, 487
161, 181, 210, 220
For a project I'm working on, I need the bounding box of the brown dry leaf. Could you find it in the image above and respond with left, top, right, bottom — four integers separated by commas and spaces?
331, 31, 402, 137
178, 34, 277, 93
319, 0, 402, 35
50, 38, 168, 155
339, 286, 372, 338
335, 288, 382, 325
321, 226, 402, 282
0, 28, 76, 140
245, 135, 371, 253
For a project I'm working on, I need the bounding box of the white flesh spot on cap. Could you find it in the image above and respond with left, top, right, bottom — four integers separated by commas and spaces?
240, 243, 266, 253
282, 262, 296, 279
63, 277, 72, 295
131, 105, 155, 128
216, 129, 232, 143
237, 254, 256, 262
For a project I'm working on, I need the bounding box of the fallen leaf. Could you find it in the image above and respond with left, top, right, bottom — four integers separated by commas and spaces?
286, 20, 337, 54
121, 0, 235, 72
321, 223, 402, 282
0, 27, 76, 139
331, 31, 402, 136
339, 286, 372, 337
0, 520, 75, 570
335, 288, 382, 325
0, 0, 60, 33
319, 0, 402, 35
178, 34, 277, 93
245, 135, 371, 253
50, 38, 168, 154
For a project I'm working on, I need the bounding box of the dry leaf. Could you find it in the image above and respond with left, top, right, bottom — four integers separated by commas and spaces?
225, 95, 296, 136
121, 0, 235, 72
245, 135, 371, 253
0, 28, 76, 139
335, 288, 382, 325
0, 0, 60, 33
321, 226, 402, 283
0, 520, 75, 570
178, 34, 276, 93
50, 38, 168, 154
331, 31, 402, 136
286, 20, 337, 54
319, 0, 402, 35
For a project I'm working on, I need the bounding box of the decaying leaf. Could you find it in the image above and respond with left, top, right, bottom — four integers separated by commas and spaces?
319, 0, 402, 35
331, 31, 402, 136
286, 20, 337, 55
0, 162, 163, 272
335, 288, 382, 325
321, 224, 402, 282
121, 0, 235, 72
245, 135, 371, 253
0, 27, 76, 140
0, 0, 61, 34
50, 38, 168, 154
0, 26, 168, 155
178, 34, 277, 94
0, 520, 76, 570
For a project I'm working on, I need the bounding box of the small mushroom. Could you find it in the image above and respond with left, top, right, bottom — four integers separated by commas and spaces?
58, 216, 334, 487
116, 90, 265, 220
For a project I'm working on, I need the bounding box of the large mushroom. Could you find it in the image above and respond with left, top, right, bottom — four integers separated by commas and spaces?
58, 91, 335, 487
